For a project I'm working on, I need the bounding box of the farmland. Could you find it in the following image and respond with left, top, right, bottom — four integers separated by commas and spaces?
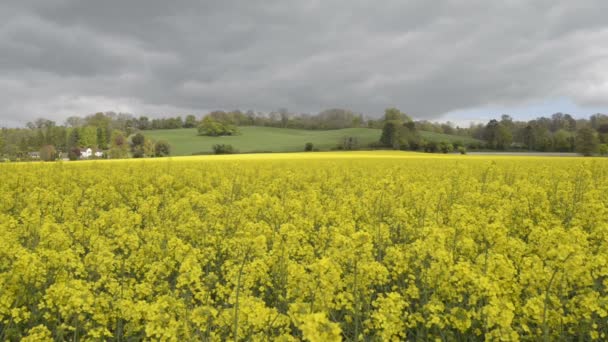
144, 127, 382, 155
1, 152, 607, 341
143, 127, 481, 156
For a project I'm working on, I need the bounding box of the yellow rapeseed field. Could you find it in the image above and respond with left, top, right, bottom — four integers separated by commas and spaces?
1, 151, 607, 341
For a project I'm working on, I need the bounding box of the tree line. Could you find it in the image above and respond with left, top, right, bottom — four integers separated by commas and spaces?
0, 112, 171, 161
377, 110, 608, 156
1, 109, 607, 161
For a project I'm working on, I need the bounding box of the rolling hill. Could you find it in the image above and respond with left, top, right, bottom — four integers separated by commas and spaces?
144, 126, 482, 156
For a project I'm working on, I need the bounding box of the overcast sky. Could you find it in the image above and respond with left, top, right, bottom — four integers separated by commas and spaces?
1, 0, 607, 127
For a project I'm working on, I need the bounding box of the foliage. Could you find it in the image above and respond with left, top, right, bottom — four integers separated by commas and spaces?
198, 117, 238, 137
576, 128, 599, 156
380, 121, 400, 147
68, 147, 81, 161
212, 144, 237, 154
154, 140, 171, 157
1, 153, 607, 340
304, 142, 314, 152
380, 108, 421, 150
109, 131, 129, 159
184, 115, 198, 128
145, 127, 383, 156
439, 142, 454, 153
130, 133, 147, 158
39, 145, 57, 161
484, 119, 512, 149
341, 136, 359, 150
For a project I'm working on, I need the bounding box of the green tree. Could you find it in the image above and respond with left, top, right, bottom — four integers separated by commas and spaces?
380, 108, 417, 149
305, 142, 314, 152
552, 130, 572, 152
598, 123, 608, 143
79, 126, 97, 147
599, 144, 608, 156
131, 133, 146, 158
484, 120, 512, 150
575, 128, 599, 156
109, 131, 129, 159
380, 121, 399, 147
68, 128, 80, 149
439, 142, 454, 153
96, 127, 108, 149
198, 116, 238, 136
383, 107, 411, 122
279, 108, 289, 128
144, 139, 156, 157
184, 115, 197, 128
397, 121, 421, 150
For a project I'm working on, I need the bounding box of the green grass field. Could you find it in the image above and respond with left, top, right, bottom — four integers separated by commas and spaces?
144, 126, 482, 156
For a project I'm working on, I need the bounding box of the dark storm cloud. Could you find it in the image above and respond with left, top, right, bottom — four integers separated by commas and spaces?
1, 0, 607, 125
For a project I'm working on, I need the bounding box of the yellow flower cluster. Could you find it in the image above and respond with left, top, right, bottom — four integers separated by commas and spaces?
1, 152, 607, 341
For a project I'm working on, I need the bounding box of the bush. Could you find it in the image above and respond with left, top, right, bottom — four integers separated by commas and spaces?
68, 148, 81, 161
439, 142, 454, 154
212, 144, 237, 154
40, 145, 57, 162
424, 141, 438, 153
458, 146, 467, 155
131, 133, 145, 147
154, 140, 171, 157
342, 137, 359, 150
305, 142, 314, 152
466, 141, 483, 150
599, 144, 608, 156
132, 148, 145, 158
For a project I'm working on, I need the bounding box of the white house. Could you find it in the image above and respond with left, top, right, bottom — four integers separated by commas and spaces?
81, 148, 93, 159
94, 151, 104, 158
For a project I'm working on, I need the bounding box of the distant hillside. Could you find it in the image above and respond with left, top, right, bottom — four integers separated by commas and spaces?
144, 126, 482, 156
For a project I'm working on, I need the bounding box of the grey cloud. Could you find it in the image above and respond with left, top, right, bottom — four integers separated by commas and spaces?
0, 0, 607, 125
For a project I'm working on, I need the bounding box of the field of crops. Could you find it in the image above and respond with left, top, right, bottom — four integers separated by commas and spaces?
1, 152, 607, 341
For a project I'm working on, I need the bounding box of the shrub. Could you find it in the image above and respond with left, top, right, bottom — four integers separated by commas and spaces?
305, 142, 314, 152
424, 141, 438, 153
40, 145, 57, 162
466, 141, 483, 150
154, 140, 171, 157
212, 144, 237, 154
439, 142, 454, 154
68, 147, 81, 161
132, 148, 145, 158
342, 137, 359, 150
